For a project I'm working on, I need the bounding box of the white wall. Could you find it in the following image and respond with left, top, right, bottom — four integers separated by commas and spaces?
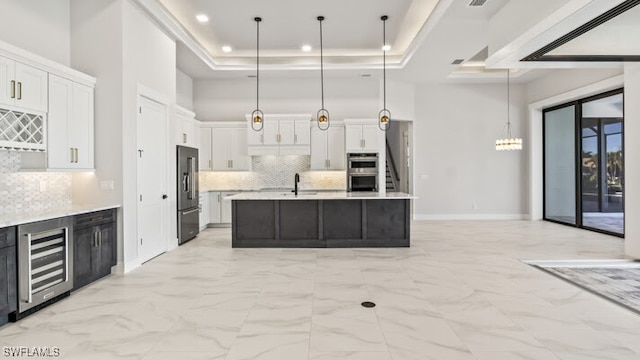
70, 0, 124, 207
71, 0, 177, 272
177, 69, 194, 111
122, 0, 177, 270
194, 76, 379, 122
0, 0, 71, 66
70, 0, 124, 265
624, 63, 640, 258
527, 69, 623, 104
413, 83, 528, 219
384, 80, 415, 121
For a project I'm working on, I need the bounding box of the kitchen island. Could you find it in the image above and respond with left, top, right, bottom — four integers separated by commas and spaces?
228, 192, 414, 248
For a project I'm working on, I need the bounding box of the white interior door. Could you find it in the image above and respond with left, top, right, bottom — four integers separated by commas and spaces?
137, 94, 168, 263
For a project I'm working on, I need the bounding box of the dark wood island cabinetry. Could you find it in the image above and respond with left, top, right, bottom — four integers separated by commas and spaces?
230, 192, 413, 248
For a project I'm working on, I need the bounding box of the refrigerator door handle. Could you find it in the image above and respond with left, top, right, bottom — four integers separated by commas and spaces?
188, 157, 196, 200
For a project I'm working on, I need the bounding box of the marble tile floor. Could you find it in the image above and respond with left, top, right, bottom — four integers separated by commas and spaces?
1, 220, 640, 360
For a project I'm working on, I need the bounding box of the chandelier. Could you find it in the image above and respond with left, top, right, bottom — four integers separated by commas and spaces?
495, 69, 522, 151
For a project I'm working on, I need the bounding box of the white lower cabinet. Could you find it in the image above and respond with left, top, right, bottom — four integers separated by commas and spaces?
199, 193, 209, 231
220, 192, 237, 224
209, 192, 222, 224
207, 191, 238, 225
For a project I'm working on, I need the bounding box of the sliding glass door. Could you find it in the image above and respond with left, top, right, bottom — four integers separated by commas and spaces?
543, 89, 624, 236
544, 105, 576, 225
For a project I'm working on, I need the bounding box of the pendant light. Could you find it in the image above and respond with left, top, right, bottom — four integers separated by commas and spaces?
495, 69, 523, 151
378, 15, 391, 132
316, 16, 330, 131
251, 17, 264, 132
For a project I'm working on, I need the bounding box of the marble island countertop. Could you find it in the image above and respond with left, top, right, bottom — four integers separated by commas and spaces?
226, 191, 416, 200
0, 204, 121, 228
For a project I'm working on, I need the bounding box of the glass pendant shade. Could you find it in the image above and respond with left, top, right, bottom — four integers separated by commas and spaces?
316, 16, 330, 131
251, 17, 263, 132
378, 15, 390, 132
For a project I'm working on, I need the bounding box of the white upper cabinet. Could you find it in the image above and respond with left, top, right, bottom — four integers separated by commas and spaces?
203, 122, 250, 171
0, 56, 47, 113
246, 114, 311, 156
311, 123, 345, 170
344, 119, 383, 153
176, 106, 197, 148
199, 126, 212, 170
41, 74, 94, 170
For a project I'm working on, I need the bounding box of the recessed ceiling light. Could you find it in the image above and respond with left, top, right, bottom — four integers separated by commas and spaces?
382, 44, 391, 52
302, 44, 312, 52
222, 45, 232, 53
196, 14, 209, 23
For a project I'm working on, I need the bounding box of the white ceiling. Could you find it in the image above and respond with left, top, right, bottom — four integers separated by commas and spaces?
137, 0, 631, 83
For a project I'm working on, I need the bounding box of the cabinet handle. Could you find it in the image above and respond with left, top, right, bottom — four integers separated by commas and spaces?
10, 80, 15, 99
209, 159, 212, 169
294, 134, 298, 144
230, 159, 233, 168
218, 193, 221, 202
75, 148, 79, 163
17, 82, 22, 100
70, 148, 74, 163
363, 139, 366, 148
93, 231, 98, 247
183, 133, 187, 144
99, 231, 102, 247
327, 159, 331, 168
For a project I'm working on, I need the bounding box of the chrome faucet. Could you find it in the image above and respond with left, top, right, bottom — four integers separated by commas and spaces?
294, 173, 300, 195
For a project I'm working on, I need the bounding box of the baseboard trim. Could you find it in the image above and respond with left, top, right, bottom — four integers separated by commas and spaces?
414, 214, 528, 220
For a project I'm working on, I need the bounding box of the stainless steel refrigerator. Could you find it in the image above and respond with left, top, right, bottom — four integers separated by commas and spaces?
177, 145, 199, 244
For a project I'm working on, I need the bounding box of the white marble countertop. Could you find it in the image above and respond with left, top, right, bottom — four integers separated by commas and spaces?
226, 191, 416, 200
0, 204, 121, 228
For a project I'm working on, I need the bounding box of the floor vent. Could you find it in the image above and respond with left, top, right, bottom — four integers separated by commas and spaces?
469, 0, 488, 6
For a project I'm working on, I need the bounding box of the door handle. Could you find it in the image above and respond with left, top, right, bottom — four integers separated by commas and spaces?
17, 82, 22, 100
10, 80, 15, 99
183, 208, 199, 215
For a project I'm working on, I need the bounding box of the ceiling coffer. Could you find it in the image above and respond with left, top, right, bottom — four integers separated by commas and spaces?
468, 0, 488, 7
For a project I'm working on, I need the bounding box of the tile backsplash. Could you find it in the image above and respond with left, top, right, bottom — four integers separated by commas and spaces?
0, 152, 72, 215
200, 155, 346, 191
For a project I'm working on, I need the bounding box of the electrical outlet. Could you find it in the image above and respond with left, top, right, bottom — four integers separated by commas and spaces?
39, 180, 47, 192
100, 180, 114, 191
